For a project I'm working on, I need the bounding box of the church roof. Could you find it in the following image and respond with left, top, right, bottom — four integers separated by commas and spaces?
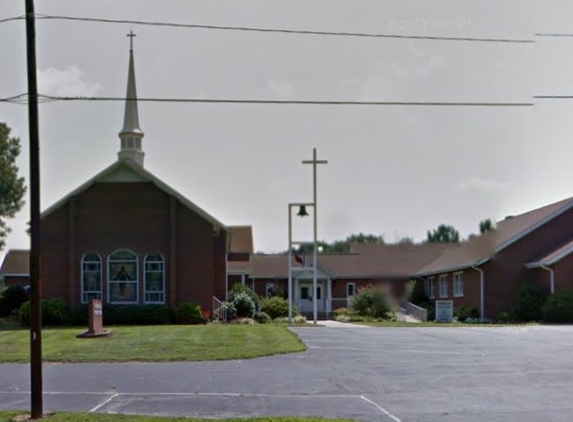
0, 249, 30, 276
41, 158, 229, 232
229, 226, 254, 254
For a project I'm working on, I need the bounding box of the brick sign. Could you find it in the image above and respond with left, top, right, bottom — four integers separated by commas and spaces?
435, 300, 454, 323
77, 299, 112, 338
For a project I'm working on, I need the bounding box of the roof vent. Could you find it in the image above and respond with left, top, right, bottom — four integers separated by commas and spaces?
505, 215, 515, 220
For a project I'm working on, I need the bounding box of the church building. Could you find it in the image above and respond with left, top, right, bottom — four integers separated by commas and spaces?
37, 34, 231, 314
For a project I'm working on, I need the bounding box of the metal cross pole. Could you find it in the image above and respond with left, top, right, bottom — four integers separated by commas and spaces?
302, 148, 328, 325
25, 0, 43, 418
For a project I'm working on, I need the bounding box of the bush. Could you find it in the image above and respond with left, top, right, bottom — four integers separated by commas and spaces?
496, 310, 517, 323
232, 291, 255, 317
0, 285, 29, 317
293, 315, 307, 324
105, 304, 174, 325
512, 281, 548, 322
542, 291, 573, 323
260, 296, 298, 319
229, 284, 260, 313
68, 304, 89, 326
231, 317, 256, 325
19, 300, 31, 326
254, 311, 272, 324
43, 298, 69, 326
175, 302, 205, 325
410, 280, 428, 305
333, 307, 348, 316
18, 298, 69, 327
455, 307, 479, 321
223, 301, 237, 322
351, 285, 394, 319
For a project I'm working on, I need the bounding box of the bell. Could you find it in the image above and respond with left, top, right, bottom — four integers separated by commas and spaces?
296, 205, 309, 217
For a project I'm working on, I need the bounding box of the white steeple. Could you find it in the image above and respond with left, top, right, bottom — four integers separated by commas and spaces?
118, 30, 145, 167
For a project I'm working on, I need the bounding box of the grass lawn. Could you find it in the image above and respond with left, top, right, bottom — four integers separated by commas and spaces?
0, 324, 305, 363
0, 412, 353, 422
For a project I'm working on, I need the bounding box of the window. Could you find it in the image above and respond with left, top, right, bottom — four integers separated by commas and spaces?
81, 253, 102, 303
439, 275, 448, 298
454, 272, 464, 297
301, 286, 310, 300
265, 282, 275, 297
108, 249, 138, 304
426, 277, 435, 299
347, 283, 356, 298
144, 254, 165, 304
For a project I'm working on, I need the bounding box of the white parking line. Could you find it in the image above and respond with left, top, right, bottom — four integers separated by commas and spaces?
89, 393, 119, 413
360, 395, 402, 422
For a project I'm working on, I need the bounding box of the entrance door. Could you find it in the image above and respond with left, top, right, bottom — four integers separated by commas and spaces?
299, 284, 322, 313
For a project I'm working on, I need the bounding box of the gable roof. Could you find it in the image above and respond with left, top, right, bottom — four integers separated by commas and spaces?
417, 195, 573, 276
0, 250, 30, 276
41, 158, 229, 232
526, 237, 573, 268
229, 226, 254, 254
231, 243, 450, 280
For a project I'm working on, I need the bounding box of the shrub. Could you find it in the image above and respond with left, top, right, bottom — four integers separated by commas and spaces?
104, 304, 174, 325
231, 317, 256, 325
351, 285, 394, 319
410, 280, 428, 305
223, 301, 237, 322
260, 296, 298, 319
43, 298, 69, 326
455, 307, 479, 321
542, 291, 573, 323
335, 315, 351, 323
232, 291, 256, 318
0, 285, 29, 317
68, 304, 89, 326
293, 315, 307, 324
512, 281, 548, 322
254, 311, 272, 324
333, 307, 348, 316
18, 300, 31, 326
229, 284, 260, 313
496, 310, 516, 323
18, 297, 69, 327
175, 302, 205, 325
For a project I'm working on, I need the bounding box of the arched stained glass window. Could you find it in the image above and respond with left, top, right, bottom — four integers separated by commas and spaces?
81, 253, 102, 303
108, 249, 138, 304
144, 254, 165, 304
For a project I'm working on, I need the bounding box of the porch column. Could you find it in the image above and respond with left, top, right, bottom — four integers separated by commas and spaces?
327, 278, 332, 313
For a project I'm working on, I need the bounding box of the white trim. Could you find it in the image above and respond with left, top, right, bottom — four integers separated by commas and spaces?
144, 253, 165, 304
41, 159, 229, 233
107, 249, 139, 305
346, 282, 356, 298
439, 274, 448, 298
81, 253, 102, 304
453, 271, 464, 298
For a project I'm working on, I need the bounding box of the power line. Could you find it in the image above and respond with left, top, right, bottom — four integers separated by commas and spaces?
27, 14, 535, 43
536, 33, 573, 38
0, 94, 535, 107
0, 15, 24, 24
535, 95, 573, 99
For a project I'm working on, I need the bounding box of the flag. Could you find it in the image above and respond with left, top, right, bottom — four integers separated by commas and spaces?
294, 253, 304, 265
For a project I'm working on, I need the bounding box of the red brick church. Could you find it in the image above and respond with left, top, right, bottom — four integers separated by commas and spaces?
34, 36, 232, 313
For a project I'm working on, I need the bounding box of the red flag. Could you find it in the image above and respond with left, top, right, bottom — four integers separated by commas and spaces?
294, 254, 303, 265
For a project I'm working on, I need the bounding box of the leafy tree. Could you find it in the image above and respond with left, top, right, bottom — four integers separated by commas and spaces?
0, 122, 26, 250
426, 224, 461, 243
295, 233, 385, 254
479, 218, 495, 234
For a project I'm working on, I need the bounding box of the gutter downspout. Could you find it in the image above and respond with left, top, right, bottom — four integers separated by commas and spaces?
471, 266, 485, 319
540, 264, 555, 294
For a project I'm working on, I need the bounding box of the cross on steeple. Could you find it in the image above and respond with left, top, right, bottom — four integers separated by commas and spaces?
127, 30, 136, 51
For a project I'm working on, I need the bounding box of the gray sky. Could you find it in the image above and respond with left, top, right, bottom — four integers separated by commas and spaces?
1, 0, 573, 255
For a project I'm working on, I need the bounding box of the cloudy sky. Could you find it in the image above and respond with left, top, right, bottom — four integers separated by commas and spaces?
1, 0, 573, 254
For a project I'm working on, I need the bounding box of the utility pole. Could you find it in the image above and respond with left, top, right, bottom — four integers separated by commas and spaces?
25, 0, 43, 418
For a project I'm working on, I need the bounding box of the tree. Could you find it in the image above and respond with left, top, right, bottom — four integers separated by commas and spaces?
0, 122, 26, 250
426, 224, 461, 243
479, 218, 495, 234
292, 232, 384, 254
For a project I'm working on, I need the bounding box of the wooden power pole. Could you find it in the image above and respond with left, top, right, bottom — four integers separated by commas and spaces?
24, 0, 43, 418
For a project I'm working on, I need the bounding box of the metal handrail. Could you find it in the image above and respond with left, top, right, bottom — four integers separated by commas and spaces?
213, 296, 228, 322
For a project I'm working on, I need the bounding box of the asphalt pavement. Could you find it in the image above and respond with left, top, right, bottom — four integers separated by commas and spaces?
2, 325, 573, 421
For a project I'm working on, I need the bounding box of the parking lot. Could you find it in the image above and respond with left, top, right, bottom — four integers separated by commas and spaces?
1, 325, 573, 421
